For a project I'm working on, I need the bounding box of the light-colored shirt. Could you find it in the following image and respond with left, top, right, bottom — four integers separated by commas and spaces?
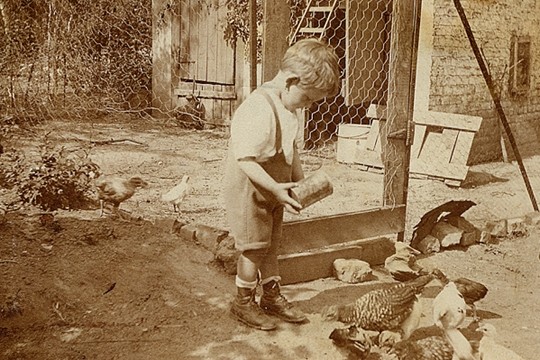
230, 87, 301, 165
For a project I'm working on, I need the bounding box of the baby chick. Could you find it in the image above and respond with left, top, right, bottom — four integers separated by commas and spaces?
161, 175, 191, 212
95, 176, 148, 216
477, 323, 525, 360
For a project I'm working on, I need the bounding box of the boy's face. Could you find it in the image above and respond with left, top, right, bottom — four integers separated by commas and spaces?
282, 77, 328, 111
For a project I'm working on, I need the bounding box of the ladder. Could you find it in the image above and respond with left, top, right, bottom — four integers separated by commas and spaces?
289, 0, 341, 45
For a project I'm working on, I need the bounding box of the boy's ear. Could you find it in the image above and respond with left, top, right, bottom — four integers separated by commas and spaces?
285, 76, 301, 89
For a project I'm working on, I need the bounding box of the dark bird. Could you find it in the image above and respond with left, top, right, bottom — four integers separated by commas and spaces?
329, 325, 374, 359
390, 335, 455, 360
95, 176, 148, 217
411, 200, 476, 249
322, 274, 434, 340
432, 269, 488, 322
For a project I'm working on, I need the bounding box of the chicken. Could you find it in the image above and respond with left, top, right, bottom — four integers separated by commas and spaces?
385, 242, 426, 282
329, 325, 375, 359
477, 323, 525, 360
322, 274, 434, 340
442, 328, 475, 360
95, 176, 148, 216
161, 175, 191, 212
432, 269, 488, 322
432, 282, 467, 330
389, 335, 455, 360
411, 200, 476, 249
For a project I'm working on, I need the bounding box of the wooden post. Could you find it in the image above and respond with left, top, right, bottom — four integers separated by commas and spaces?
249, 0, 258, 91
382, 0, 422, 240
262, 0, 290, 82
152, 0, 178, 118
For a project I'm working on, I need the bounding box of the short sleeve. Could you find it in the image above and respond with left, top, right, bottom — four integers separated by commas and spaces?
230, 94, 274, 161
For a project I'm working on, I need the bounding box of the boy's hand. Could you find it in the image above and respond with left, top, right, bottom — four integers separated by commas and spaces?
273, 182, 302, 214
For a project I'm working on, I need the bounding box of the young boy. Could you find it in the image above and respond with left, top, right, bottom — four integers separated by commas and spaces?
223, 38, 340, 330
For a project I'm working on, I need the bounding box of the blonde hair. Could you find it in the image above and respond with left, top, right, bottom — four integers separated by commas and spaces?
281, 38, 340, 96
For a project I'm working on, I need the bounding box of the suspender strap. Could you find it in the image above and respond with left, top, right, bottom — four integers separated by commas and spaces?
257, 88, 282, 153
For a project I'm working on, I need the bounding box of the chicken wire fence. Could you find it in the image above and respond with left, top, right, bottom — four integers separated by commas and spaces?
1, 0, 540, 225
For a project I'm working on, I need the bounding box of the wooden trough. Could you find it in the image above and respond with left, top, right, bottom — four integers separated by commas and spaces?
278, 205, 405, 284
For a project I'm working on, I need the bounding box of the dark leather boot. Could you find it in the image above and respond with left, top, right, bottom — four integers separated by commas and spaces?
260, 280, 307, 323
230, 287, 277, 331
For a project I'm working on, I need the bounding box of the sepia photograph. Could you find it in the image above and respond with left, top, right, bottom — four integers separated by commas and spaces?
1, 0, 539, 359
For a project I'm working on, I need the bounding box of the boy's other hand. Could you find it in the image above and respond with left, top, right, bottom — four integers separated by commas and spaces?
273, 182, 302, 214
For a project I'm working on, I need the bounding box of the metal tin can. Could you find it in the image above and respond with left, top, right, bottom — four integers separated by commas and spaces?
289, 171, 333, 210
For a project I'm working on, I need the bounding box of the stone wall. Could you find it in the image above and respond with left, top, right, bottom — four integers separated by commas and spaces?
429, 0, 540, 164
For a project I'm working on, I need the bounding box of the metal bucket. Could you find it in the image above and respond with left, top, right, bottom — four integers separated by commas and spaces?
336, 124, 371, 164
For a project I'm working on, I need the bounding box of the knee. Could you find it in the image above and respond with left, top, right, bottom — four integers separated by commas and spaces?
242, 248, 269, 264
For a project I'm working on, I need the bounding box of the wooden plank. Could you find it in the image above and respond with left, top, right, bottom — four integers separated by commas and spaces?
450, 131, 475, 165
414, 111, 482, 132
174, 87, 236, 99
364, 106, 482, 132
367, 104, 387, 120
278, 237, 395, 285
279, 205, 405, 255
439, 128, 459, 164
206, 6, 218, 83
365, 119, 380, 151
410, 159, 469, 180
354, 148, 383, 168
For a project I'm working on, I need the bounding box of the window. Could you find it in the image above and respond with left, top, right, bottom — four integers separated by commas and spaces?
509, 35, 531, 96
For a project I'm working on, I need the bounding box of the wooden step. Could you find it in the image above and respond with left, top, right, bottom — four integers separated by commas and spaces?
310, 6, 333, 12
299, 27, 325, 34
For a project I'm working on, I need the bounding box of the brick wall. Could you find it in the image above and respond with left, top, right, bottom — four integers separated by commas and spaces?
430, 0, 540, 164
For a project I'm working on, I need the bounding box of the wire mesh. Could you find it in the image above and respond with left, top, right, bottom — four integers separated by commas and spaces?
1, 0, 539, 228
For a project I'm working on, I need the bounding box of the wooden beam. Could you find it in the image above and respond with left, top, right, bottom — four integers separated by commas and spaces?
279, 205, 405, 255
262, 0, 290, 82
278, 237, 395, 285
174, 87, 236, 99
382, 0, 422, 241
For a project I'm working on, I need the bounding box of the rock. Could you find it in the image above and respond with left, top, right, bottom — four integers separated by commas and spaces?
484, 219, 508, 238
333, 258, 373, 283
194, 224, 229, 251
479, 230, 492, 244
524, 211, 540, 226
431, 221, 463, 248
416, 234, 441, 254
507, 217, 528, 238
447, 216, 481, 246
214, 236, 240, 275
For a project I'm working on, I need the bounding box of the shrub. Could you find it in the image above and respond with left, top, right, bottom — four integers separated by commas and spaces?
15, 146, 101, 211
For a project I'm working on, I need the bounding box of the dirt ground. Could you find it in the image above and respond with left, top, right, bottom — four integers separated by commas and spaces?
1, 117, 539, 360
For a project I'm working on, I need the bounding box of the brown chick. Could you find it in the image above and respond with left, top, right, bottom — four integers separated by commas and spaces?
329, 325, 374, 360
95, 176, 148, 216
432, 269, 488, 322
390, 335, 454, 360
322, 274, 434, 340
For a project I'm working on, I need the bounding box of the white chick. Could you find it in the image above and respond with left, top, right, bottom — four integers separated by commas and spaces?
432, 282, 467, 330
477, 323, 525, 360
161, 175, 191, 212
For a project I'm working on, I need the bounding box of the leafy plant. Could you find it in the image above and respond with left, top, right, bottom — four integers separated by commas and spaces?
15, 145, 101, 211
